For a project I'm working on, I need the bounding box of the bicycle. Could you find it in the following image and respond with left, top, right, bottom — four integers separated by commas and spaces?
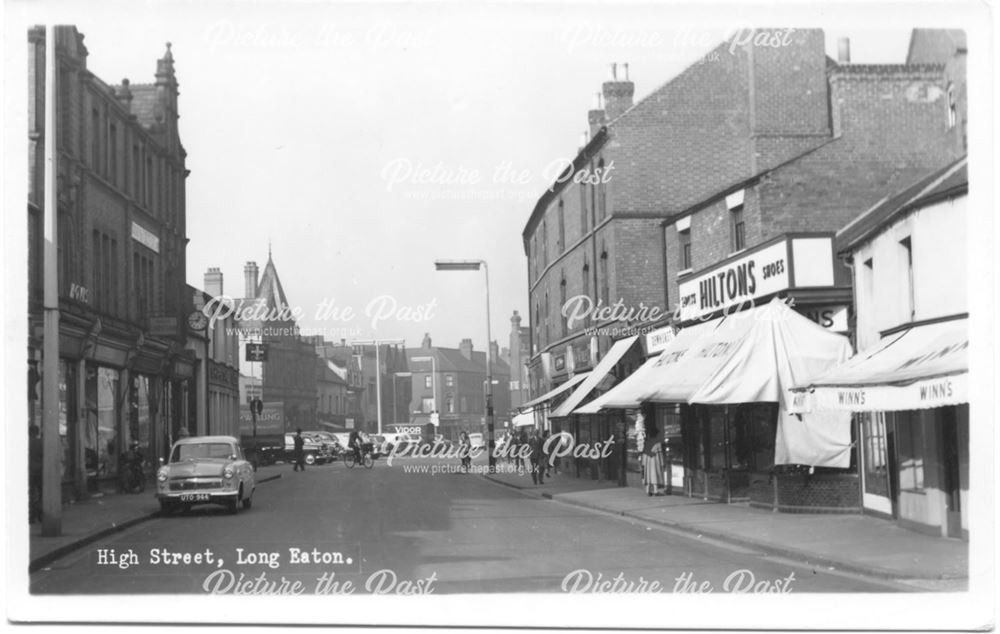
344, 443, 374, 469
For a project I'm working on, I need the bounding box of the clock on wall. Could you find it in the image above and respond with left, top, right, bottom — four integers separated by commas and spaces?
187, 310, 209, 331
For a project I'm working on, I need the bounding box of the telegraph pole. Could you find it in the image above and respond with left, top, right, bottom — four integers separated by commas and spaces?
351, 338, 405, 435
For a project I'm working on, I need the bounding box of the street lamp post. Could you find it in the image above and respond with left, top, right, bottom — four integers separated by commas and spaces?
435, 260, 495, 470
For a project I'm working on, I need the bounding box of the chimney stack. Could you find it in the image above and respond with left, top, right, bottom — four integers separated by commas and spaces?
511, 310, 522, 326
204, 267, 223, 297
837, 37, 851, 64
244, 261, 259, 298
602, 62, 635, 122
588, 92, 606, 138
459, 338, 474, 360
421, 333, 432, 349
489, 341, 500, 364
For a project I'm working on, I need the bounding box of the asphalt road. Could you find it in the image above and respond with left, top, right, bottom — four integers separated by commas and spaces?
30, 457, 906, 595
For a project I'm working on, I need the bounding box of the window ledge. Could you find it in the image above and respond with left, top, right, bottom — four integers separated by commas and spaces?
676, 268, 693, 277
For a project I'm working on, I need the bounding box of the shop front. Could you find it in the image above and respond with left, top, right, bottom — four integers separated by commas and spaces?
549, 336, 642, 482
794, 316, 968, 538
577, 299, 857, 510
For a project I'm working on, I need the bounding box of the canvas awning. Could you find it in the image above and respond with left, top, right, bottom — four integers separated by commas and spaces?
580, 299, 856, 467
792, 317, 968, 412
520, 372, 590, 409
574, 320, 720, 413
549, 336, 640, 418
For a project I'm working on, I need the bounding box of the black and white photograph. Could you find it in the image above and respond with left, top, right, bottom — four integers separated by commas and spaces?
2, 0, 995, 629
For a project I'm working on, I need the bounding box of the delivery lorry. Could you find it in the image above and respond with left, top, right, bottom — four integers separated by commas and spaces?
239, 401, 285, 466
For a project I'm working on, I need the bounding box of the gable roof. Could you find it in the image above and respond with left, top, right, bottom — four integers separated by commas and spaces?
836, 155, 967, 253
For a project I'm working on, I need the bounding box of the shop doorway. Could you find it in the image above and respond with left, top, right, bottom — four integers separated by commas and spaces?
941, 406, 962, 538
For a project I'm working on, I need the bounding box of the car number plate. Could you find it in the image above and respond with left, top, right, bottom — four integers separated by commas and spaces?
180, 493, 210, 502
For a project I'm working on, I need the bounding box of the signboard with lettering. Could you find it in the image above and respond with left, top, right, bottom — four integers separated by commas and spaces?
797, 373, 967, 412
678, 240, 788, 321
644, 326, 676, 356
131, 221, 160, 253
801, 305, 849, 332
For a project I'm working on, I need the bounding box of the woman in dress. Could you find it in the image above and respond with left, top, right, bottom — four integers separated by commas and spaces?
640, 405, 666, 496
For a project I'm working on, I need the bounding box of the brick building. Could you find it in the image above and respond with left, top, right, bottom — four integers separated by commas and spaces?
521, 29, 967, 504
405, 335, 511, 440
27, 26, 194, 499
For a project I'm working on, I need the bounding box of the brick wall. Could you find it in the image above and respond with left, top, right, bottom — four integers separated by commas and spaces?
758, 66, 960, 241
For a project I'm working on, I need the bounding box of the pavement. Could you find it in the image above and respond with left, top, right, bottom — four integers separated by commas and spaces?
28, 464, 284, 573
26, 459, 967, 584
483, 465, 969, 582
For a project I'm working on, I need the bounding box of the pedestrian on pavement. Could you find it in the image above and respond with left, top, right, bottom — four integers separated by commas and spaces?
511, 431, 523, 471
528, 429, 545, 485
458, 431, 472, 473
640, 406, 665, 496
293, 428, 306, 472
29, 424, 43, 524
541, 429, 553, 478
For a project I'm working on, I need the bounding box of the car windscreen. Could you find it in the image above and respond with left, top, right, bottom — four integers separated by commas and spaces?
171, 443, 234, 462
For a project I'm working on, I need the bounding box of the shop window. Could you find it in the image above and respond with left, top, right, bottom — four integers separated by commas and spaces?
895, 411, 925, 491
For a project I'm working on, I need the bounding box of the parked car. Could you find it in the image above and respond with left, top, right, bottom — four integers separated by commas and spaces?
301, 431, 339, 463
283, 433, 329, 465
156, 436, 255, 515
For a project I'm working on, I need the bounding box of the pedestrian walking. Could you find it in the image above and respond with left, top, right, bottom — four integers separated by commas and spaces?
528, 429, 545, 485
293, 428, 306, 472
29, 424, 43, 524
458, 431, 472, 473
541, 429, 553, 478
639, 406, 665, 496
511, 430, 523, 471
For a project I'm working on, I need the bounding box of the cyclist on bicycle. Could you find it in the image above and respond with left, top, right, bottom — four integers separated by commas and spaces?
349, 429, 363, 465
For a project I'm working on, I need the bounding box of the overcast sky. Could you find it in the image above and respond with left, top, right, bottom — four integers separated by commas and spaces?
6, 2, 917, 352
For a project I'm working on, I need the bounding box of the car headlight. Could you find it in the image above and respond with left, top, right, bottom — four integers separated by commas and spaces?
224, 467, 235, 479
157, 469, 168, 482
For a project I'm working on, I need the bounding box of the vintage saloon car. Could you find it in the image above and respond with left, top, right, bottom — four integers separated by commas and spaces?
156, 436, 255, 515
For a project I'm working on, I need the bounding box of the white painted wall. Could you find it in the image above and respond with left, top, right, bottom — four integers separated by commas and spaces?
851, 194, 966, 350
